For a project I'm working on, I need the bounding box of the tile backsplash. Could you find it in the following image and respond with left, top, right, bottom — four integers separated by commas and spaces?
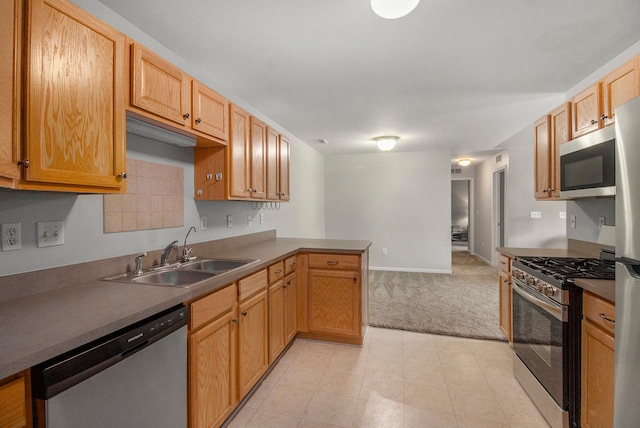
103, 159, 184, 233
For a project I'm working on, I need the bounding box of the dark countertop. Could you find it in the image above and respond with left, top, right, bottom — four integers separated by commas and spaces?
496, 247, 593, 259
575, 279, 615, 303
0, 236, 371, 379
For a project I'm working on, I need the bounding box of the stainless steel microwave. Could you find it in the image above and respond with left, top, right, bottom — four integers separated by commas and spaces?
560, 126, 615, 198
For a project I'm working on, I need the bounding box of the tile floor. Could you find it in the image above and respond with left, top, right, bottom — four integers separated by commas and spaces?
227, 327, 550, 427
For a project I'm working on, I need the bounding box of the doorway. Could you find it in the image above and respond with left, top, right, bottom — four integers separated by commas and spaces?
451, 179, 471, 251
492, 169, 506, 265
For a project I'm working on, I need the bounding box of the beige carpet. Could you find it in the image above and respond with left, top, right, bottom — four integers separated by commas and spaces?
369, 252, 506, 341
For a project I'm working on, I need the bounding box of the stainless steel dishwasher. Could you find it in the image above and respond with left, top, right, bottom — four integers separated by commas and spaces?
31, 305, 189, 428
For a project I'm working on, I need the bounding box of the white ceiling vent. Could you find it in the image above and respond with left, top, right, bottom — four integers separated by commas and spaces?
451, 168, 462, 174
126, 117, 196, 147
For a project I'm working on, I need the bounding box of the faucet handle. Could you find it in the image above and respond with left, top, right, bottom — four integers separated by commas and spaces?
181, 247, 194, 263
134, 252, 147, 276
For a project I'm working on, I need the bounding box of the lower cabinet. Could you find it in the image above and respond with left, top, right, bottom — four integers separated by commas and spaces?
268, 258, 298, 364
581, 291, 615, 428
307, 253, 362, 342
237, 272, 269, 399
188, 284, 237, 428
0, 371, 31, 428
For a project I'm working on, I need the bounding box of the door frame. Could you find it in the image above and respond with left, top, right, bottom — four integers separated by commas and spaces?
451, 177, 474, 254
492, 167, 507, 266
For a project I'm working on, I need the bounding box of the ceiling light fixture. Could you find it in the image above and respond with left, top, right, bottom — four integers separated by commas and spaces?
371, 0, 420, 19
374, 136, 398, 152
458, 159, 472, 166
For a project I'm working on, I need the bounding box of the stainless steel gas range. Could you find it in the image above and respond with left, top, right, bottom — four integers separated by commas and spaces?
510, 256, 615, 428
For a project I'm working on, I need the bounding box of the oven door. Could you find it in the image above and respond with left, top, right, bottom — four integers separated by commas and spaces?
512, 279, 569, 408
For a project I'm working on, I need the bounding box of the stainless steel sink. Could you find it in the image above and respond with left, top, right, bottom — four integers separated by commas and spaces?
103, 257, 257, 287
180, 258, 254, 273
130, 269, 215, 286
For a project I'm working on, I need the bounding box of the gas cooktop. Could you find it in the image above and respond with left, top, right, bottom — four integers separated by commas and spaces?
514, 256, 615, 283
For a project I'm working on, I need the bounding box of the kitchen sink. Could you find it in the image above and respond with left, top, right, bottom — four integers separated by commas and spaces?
103, 257, 257, 287
180, 258, 255, 273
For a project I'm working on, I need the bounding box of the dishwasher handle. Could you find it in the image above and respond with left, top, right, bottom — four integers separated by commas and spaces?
32, 305, 189, 399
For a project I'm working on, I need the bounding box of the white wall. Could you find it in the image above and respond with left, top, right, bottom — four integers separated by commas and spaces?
472, 125, 567, 263
0, 130, 325, 276
324, 150, 451, 272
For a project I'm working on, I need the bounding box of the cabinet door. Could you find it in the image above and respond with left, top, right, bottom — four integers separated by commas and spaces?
534, 116, 551, 199
130, 43, 190, 126
308, 269, 360, 338
602, 57, 640, 127
265, 127, 279, 200
228, 104, 250, 199
0, 373, 29, 428
25, 0, 126, 190
581, 320, 614, 428
278, 135, 290, 201
268, 280, 285, 364
498, 270, 512, 342
249, 117, 267, 199
549, 103, 571, 199
189, 309, 237, 428
192, 81, 229, 143
284, 272, 297, 344
572, 83, 601, 138
238, 289, 268, 398
0, 0, 21, 188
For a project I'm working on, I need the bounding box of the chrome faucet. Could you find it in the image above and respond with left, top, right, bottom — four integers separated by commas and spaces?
134, 252, 147, 275
160, 240, 179, 266
181, 226, 197, 263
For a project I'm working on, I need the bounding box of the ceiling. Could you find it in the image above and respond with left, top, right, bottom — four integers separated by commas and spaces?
96, 0, 640, 159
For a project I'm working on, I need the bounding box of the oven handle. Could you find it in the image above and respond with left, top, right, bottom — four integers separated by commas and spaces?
512, 280, 567, 322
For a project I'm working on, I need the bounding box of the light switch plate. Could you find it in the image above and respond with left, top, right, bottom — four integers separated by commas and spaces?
37, 221, 65, 247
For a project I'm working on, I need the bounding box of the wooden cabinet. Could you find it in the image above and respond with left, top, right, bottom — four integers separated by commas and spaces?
249, 117, 267, 199
307, 253, 362, 342
22, 0, 126, 193
0, 0, 21, 189
266, 128, 291, 201
602, 57, 640, 127
129, 43, 229, 145
0, 371, 31, 428
571, 83, 602, 138
581, 291, 615, 428
227, 104, 251, 199
278, 135, 291, 201
188, 285, 237, 428
267, 258, 297, 364
535, 103, 570, 200
497, 254, 512, 343
237, 270, 268, 398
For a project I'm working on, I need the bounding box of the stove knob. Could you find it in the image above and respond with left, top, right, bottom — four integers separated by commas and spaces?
546, 287, 557, 297
527, 277, 538, 287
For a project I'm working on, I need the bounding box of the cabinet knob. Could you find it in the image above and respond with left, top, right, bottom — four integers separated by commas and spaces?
601, 115, 609, 120
353, 276, 358, 282
118, 172, 127, 179
18, 159, 30, 168
232, 318, 239, 324
195, 117, 202, 124
241, 310, 248, 317
283, 283, 287, 289
590, 119, 598, 125
183, 112, 190, 120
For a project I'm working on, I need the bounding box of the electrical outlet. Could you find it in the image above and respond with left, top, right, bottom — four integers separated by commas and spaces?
530, 211, 542, 219
260, 213, 264, 224
248, 214, 252, 226
200, 216, 207, 231
382, 248, 388, 255
570, 215, 576, 229
227, 215, 233, 228
559, 212, 566, 219
1, 223, 21, 251
37, 221, 65, 248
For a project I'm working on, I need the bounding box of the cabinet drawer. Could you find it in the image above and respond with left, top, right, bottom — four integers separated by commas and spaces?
190, 284, 236, 331
284, 255, 297, 275
239, 269, 268, 301
308, 253, 360, 270
583, 291, 615, 336
498, 255, 510, 273
268, 262, 284, 284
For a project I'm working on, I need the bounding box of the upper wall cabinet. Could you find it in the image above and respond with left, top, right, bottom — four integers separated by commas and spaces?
571, 56, 640, 138
277, 134, 290, 201
21, 0, 127, 193
601, 57, 640, 127
128, 43, 229, 145
535, 103, 571, 200
0, 0, 21, 189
